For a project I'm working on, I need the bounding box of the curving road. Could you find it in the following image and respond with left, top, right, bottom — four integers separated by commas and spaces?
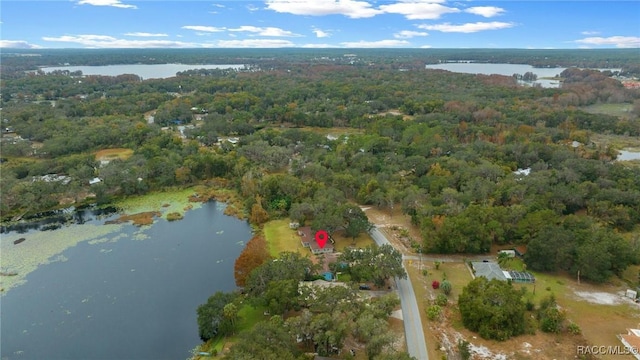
370, 227, 429, 360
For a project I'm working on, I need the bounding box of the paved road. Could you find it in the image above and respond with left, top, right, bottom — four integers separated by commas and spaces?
370, 227, 429, 360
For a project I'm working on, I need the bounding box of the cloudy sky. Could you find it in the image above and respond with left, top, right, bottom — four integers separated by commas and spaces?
1, 0, 639, 49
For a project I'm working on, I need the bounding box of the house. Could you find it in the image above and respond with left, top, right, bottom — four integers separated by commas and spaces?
471, 261, 510, 281
618, 328, 640, 360
298, 226, 312, 248
297, 226, 334, 254
471, 261, 535, 283
89, 177, 102, 185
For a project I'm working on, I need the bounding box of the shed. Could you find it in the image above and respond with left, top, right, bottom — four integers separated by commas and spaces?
499, 250, 516, 258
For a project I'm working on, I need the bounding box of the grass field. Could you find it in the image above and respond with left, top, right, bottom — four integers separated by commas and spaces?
582, 103, 634, 118
263, 219, 307, 257
94, 148, 134, 161
263, 219, 376, 257
331, 229, 376, 251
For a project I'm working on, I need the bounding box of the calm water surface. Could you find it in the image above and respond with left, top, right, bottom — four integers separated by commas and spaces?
40, 64, 245, 79
1, 202, 251, 360
424, 63, 621, 88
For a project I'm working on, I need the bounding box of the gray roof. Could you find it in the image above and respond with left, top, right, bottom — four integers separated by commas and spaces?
471, 262, 509, 281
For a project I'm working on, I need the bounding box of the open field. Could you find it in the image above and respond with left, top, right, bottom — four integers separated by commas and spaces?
263, 219, 307, 257
263, 219, 376, 258
331, 229, 376, 251
582, 103, 634, 118
591, 133, 640, 150
94, 147, 134, 161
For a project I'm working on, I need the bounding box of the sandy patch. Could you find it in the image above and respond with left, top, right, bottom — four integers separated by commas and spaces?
572, 290, 634, 305
390, 309, 403, 320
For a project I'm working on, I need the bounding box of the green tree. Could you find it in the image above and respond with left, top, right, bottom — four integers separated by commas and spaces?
339, 244, 406, 287
458, 277, 526, 341
196, 291, 238, 341
245, 252, 313, 297
225, 316, 303, 360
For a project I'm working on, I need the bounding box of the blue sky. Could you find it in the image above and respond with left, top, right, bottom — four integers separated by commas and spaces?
1, 1, 639, 49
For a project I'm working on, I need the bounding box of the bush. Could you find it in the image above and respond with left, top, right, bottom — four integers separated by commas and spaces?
426, 305, 442, 321
422, 269, 429, 277
432, 280, 440, 289
436, 293, 448, 306
166, 212, 183, 221
568, 322, 582, 335
525, 299, 535, 311
457, 339, 471, 360
441, 280, 452, 295
434, 261, 441, 270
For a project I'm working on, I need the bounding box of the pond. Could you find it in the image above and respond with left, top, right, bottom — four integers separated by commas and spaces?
40, 63, 245, 79
424, 63, 621, 88
0, 201, 252, 360
618, 149, 640, 161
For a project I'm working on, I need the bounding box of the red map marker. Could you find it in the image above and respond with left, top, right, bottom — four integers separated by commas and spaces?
315, 230, 328, 249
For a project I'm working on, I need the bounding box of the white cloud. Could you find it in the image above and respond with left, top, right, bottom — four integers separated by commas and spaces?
394, 30, 429, 39
228, 26, 301, 37
312, 28, 331, 38
575, 36, 640, 48
265, 0, 382, 18
182, 25, 226, 33
247, 4, 260, 11
340, 39, 410, 48
420, 45, 432, 48
380, 1, 459, 20
77, 0, 136, 9
0, 40, 42, 49
216, 39, 295, 48
464, 6, 505, 17
418, 21, 514, 33
581, 30, 600, 35
302, 43, 338, 48
212, 3, 225, 7
42, 34, 202, 48
124, 32, 168, 37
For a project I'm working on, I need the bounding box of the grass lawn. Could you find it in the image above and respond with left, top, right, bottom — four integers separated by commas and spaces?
94, 147, 134, 161
263, 219, 307, 257
263, 220, 376, 257
405, 262, 446, 360
331, 229, 376, 251
582, 103, 634, 118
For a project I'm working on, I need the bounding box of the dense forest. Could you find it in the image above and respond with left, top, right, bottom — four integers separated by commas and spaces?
2, 49, 640, 287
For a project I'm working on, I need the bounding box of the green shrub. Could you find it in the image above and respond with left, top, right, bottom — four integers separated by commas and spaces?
166, 212, 183, 221
568, 322, 582, 335
441, 280, 452, 295
426, 305, 442, 321
436, 293, 448, 306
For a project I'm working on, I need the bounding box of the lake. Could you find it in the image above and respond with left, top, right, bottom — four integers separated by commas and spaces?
0, 201, 252, 360
40, 64, 245, 79
424, 63, 621, 88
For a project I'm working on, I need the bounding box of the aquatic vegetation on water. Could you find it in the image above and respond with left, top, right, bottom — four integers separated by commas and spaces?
0, 223, 123, 293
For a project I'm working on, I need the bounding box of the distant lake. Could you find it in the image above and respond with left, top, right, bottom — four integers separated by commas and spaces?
1, 201, 252, 360
40, 63, 245, 79
424, 63, 620, 88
